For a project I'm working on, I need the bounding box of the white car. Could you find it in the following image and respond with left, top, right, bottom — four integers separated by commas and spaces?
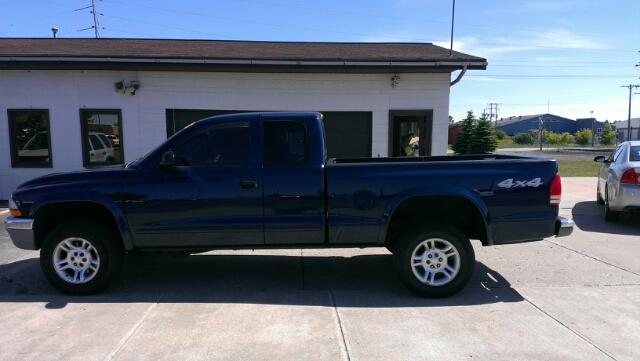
594, 140, 640, 221
88, 132, 115, 163
106, 134, 120, 149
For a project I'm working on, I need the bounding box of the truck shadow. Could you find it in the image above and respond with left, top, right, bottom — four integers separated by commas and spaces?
0, 253, 523, 308
572, 201, 640, 235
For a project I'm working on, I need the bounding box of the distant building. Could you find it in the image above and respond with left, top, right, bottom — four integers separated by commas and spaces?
612, 118, 640, 141
496, 113, 608, 136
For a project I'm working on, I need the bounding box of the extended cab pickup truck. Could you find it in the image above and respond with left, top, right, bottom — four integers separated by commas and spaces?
4, 112, 574, 298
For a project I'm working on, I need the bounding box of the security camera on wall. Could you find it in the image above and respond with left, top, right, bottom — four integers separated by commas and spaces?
114, 81, 125, 92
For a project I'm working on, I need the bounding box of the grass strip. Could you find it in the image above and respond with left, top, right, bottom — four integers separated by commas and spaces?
557, 160, 601, 177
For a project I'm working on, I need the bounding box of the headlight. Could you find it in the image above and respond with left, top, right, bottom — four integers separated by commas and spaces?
9, 198, 21, 217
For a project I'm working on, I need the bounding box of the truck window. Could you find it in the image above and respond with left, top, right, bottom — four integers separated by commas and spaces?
263, 121, 309, 167
174, 122, 250, 167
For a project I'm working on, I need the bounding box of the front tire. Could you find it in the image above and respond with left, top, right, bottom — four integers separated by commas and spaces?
40, 220, 123, 295
393, 224, 475, 298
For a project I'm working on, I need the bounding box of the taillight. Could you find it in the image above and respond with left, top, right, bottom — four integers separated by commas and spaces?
549, 173, 562, 205
620, 168, 640, 184
109, 139, 115, 146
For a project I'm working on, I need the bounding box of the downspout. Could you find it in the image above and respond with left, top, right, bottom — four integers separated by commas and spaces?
450, 64, 468, 87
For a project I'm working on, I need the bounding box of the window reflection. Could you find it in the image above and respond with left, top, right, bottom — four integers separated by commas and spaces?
9, 110, 52, 167
80, 110, 123, 166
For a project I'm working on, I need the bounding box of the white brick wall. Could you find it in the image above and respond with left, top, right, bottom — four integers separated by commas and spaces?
0, 70, 450, 199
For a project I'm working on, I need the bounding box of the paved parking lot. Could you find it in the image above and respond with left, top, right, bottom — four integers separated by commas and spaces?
1, 177, 638, 360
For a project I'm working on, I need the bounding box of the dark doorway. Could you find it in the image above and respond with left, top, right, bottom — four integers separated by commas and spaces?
322, 112, 372, 158
389, 110, 433, 157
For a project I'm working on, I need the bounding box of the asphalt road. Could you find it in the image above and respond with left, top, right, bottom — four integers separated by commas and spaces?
1, 178, 638, 361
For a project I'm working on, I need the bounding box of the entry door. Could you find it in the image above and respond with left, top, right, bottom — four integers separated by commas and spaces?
389, 110, 433, 157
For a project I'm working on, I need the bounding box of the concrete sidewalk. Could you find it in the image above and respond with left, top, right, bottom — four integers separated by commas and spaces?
1, 178, 638, 360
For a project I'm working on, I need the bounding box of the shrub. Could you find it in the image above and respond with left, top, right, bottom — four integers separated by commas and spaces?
600, 124, 617, 146
574, 128, 592, 146
513, 131, 537, 145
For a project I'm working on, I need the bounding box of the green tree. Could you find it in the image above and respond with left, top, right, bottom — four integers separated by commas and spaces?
450, 111, 476, 154
448, 115, 455, 125
600, 123, 617, 145
469, 113, 498, 153
574, 128, 592, 146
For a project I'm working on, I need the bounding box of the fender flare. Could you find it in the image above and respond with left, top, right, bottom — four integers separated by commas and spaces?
377, 186, 492, 245
30, 192, 134, 251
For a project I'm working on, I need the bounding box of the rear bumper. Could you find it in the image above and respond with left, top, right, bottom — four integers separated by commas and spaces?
3, 216, 37, 250
555, 216, 574, 237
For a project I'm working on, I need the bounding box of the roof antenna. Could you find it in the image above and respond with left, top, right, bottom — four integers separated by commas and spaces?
51, 27, 58, 38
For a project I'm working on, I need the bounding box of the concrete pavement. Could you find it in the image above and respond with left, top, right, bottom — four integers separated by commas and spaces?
1, 178, 638, 360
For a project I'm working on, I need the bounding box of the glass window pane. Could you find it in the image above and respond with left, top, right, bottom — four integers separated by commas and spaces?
175, 122, 250, 167
8, 110, 52, 168
81, 110, 122, 166
263, 121, 309, 167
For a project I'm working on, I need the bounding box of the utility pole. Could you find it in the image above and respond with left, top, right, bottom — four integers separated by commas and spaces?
449, 0, 455, 56
590, 110, 594, 146
75, 0, 103, 38
621, 84, 639, 141
487, 103, 500, 129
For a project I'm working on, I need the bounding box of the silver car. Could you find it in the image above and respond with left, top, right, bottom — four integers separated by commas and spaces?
594, 140, 640, 221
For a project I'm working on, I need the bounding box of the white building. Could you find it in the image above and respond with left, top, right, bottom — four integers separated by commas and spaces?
0, 38, 486, 200
613, 118, 640, 142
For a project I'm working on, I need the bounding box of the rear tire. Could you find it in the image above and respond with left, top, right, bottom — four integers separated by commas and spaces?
393, 224, 475, 298
40, 220, 123, 295
604, 186, 619, 222
596, 184, 604, 205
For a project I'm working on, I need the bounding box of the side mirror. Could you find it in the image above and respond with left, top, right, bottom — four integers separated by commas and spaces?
593, 156, 606, 163
158, 151, 177, 169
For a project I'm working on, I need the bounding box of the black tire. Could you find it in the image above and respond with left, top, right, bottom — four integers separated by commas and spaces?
40, 220, 123, 295
393, 223, 475, 298
604, 187, 619, 222
596, 184, 604, 205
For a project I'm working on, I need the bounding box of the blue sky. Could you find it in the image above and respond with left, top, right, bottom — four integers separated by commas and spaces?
2, 0, 639, 123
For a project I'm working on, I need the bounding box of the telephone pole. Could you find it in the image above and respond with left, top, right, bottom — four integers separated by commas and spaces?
621, 85, 639, 141
75, 0, 103, 38
487, 103, 501, 129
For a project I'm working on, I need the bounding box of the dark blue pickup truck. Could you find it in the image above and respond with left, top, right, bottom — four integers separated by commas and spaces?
4, 112, 573, 298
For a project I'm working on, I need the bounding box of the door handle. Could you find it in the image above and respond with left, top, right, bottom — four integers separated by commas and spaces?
239, 181, 258, 191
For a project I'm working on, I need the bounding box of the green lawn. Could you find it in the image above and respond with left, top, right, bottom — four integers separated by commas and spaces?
557, 160, 601, 177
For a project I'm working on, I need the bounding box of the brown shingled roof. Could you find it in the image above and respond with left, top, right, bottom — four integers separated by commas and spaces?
0, 38, 487, 73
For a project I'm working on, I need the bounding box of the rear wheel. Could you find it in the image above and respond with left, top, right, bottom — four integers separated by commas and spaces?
40, 220, 123, 295
393, 224, 475, 298
604, 187, 619, 222
596, 183, 604, 205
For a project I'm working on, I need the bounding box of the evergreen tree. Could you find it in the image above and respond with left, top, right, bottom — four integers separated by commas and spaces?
451, 111, 476, 154
470, 113, 498, 153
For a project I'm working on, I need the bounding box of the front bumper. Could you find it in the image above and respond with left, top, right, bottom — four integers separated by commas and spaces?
3, 216, 37, 250
555, 216, 574, 237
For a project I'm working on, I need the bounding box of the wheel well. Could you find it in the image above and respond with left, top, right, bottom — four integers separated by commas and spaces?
33, 201, 123, 251
384, 195, 487, 251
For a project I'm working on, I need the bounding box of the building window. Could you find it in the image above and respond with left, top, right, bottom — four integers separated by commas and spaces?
8, 109, 52, 168
80, 110, 123, 167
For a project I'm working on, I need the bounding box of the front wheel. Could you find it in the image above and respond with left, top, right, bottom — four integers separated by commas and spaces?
40, 220, 123, 295
393, 224, 475, 298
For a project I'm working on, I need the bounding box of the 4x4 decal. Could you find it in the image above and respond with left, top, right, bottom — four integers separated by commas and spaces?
497, 178, 543, 189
